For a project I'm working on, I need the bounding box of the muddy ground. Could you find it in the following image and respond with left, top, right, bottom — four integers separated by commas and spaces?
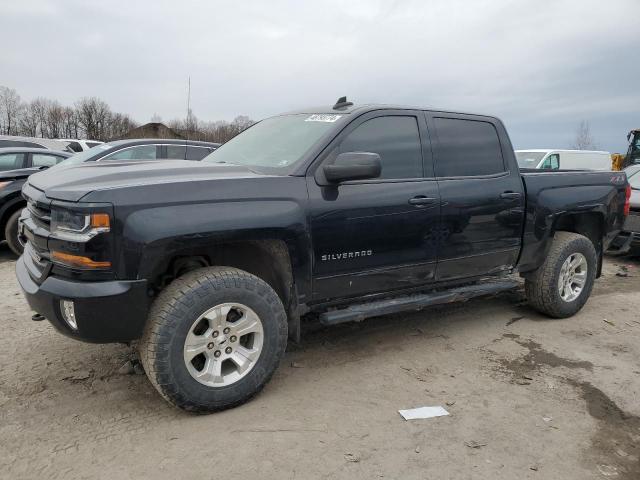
0, 245, 639, 480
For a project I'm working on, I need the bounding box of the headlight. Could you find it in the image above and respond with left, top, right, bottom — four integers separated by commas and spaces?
50, 209, 110, 240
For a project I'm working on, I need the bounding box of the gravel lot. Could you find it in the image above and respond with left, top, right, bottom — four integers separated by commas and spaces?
0, 245, 638, 480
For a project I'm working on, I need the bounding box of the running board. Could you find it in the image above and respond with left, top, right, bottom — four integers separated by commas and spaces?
319, 279, 519, 326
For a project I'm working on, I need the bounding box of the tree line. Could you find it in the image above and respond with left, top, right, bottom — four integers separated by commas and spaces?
0, 86, 254, 143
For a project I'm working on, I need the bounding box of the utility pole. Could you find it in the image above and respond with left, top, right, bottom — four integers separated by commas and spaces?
186, 76, 191, 141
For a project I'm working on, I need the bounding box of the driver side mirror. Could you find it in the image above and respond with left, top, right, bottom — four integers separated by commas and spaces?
323, 152, 381, 183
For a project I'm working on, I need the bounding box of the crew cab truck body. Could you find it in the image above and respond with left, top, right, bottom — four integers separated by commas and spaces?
16, 102, 630, 412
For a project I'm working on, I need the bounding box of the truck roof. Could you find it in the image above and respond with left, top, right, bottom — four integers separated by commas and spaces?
282, 103, 500, 120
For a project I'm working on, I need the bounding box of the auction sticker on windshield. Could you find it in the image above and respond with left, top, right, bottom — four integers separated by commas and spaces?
305, 114, 342, 122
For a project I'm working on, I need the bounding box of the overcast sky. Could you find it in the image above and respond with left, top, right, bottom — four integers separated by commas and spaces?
2, 0, 639, 152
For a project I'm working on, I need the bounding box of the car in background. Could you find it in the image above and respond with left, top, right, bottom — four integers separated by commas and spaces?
56, 139, 220, 167
0, 147, 72, 255
608, 165, 640, 255
57, 139, 104, 152
0, 135, 73, 152
516, 149, 612, 170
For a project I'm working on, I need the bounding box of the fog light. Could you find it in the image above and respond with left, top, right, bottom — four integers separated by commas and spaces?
60, 300, 78, 330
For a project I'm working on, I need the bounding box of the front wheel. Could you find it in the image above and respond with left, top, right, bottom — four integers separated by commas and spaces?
525, 231, 597, 318
139, 267, 288, 413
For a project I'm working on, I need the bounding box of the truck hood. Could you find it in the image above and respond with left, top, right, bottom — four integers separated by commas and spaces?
27, 160, 270, 202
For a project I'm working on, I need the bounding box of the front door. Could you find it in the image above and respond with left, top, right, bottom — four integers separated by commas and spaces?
308, 111, 441, 302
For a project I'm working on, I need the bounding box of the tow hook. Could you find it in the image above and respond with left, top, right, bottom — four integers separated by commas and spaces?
31, 313, 45, 322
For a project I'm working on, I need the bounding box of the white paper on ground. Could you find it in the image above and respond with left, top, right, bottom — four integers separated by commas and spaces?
398, 406, 450, 420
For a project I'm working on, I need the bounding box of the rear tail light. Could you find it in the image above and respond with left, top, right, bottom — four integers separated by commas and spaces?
624, 184, 631, 216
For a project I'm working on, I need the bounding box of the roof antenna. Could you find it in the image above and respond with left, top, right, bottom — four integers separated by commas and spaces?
333, 96, 353, 110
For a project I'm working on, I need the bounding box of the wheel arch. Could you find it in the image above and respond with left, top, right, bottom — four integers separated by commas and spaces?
551, 211, 605, 277
146, 239, 302, 342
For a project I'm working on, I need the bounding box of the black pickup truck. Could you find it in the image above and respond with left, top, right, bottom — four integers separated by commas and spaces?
16, 100, 630, 412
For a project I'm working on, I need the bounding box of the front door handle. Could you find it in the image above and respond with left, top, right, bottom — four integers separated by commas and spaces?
500, 192, 522, 200
408, 196, 438, 206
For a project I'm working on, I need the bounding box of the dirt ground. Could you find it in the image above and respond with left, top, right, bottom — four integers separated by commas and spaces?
0, 245, 639, 480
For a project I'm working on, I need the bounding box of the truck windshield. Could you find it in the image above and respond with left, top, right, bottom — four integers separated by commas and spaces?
202, 114, 339, 171
516, 151, 546, 168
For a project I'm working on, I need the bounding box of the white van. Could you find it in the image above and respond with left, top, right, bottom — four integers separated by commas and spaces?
515, 149, 612, 171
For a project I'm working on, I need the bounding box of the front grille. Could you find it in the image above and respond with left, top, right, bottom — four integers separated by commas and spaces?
27, 199, 51, 230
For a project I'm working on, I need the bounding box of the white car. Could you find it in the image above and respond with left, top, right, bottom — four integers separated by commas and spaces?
56, 138, 104, 152
516, 149, 612, 171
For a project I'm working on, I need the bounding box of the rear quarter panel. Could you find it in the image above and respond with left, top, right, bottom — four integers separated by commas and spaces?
518, 170, 627, 272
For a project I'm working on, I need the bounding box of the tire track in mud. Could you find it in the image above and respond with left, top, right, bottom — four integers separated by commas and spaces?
490, 333, 640, 479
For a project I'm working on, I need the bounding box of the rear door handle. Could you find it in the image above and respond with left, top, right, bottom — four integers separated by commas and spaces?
500, 192, 522, 200
408, 196, 438, 206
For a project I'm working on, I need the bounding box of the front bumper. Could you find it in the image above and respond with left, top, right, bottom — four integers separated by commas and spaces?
16, 255, 149, 343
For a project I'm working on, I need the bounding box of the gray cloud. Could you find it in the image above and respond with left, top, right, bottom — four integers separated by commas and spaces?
2, 0, 638, 152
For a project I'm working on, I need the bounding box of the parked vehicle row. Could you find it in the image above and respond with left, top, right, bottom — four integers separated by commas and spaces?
56, 139, 220, 167
0, 139, 219, 255
15, 100, 631, 413
0, 148, 73, 255
58, 139, 104, 152
0, 135, 74, 152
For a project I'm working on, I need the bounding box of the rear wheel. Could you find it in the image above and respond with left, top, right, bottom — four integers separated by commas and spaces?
525, 231, 597, 318
5, 209, 23, 256
139, 267, 288, 413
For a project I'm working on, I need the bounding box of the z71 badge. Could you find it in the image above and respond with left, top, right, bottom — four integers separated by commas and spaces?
321, 250, 373, 261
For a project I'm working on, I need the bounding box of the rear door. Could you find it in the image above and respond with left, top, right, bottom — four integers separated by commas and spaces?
427, 113, 525, 281
29, 152, 68, 168
186, 145, 214, 160
308, 110, 441, 301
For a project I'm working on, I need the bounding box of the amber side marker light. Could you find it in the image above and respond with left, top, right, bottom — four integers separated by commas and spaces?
91, 213, 110, 230
51, 251, 111, 269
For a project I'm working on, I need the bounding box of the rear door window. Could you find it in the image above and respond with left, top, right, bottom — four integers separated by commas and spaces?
166, 145, 187, 160
186, 146, 212, 160
32, 153, 66, 167
0, 153, 26, 170
102, 145, 159, 161
433, 117, 505, 177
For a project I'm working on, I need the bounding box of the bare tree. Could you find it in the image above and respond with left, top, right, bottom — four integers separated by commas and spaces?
19, 101, 39, 137
150, 113, 162, 123
2, 85, 248, 142
44, 100, 66, 138
572, 120, 598, 150
0, 86, 22, 135
61, 106, 79, 139
75, 97, 112, 140
106, 112, 137, 140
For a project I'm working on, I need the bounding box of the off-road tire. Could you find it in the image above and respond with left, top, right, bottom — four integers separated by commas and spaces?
525, 231, 597, 318
5, 209, 23, 256
139, 266, 288, 413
